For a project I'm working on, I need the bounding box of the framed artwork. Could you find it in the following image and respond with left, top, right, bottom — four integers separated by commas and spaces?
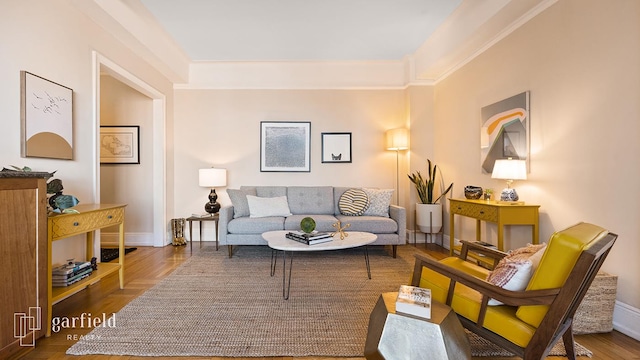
321, 132, 352, 163
100, 126, 140, 164
480, 91, 530, 173
260, 121, 311, 172
20, 71, 73, 160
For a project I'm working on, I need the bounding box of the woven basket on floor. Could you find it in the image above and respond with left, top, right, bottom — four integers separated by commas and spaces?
573, 272, 617, 334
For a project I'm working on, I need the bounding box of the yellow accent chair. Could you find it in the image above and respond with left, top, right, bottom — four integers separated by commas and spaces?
411, 222, 616, 359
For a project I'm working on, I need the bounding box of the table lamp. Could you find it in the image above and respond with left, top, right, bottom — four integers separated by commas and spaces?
491, 158, 526, 202
199, 168, 227, 214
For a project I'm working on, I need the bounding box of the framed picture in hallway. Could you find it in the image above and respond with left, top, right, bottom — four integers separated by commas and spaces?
100, 125, 140, 164
321, 132, 352, 163
260, 121, 311, 172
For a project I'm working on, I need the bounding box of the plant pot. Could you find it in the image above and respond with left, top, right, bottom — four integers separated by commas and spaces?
416, 203, 443, 234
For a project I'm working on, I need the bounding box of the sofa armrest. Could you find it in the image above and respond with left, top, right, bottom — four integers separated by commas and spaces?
389, 204, 406, 243
218, 205, 234, 244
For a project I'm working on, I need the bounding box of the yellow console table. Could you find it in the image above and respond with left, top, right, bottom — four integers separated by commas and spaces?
448, 199, 539, 256
46, 203, 126, 336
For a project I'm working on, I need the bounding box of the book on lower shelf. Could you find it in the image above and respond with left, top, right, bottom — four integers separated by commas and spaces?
285, 231, 333, 245
395, 285, 432, 319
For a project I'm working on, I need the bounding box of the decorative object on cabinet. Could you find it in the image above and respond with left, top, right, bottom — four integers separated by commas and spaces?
260, 121, 311, 172
385, 128, 409, 205
21, 71, 73, 160
46, 177, 79, 212
99, 125, 140, 164
199, 167, 227, 214
321, 132, 352, 163
480, 91, 529, 174
47, 203, 127, 336
448, 198, 539, 260
0, 176, 49, 358
408, 159, 453, 235
491, 158, 527, 202
464, 186, 483, 200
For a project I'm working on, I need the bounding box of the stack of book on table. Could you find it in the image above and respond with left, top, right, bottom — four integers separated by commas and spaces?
395, 285, 432, 319
285, 231, 333, 245
52, 259, 95, 287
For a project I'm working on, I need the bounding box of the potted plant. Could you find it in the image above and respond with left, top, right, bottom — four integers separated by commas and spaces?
408, 159, 454, 234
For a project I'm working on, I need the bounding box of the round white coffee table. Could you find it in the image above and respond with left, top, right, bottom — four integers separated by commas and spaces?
263, 230, 377, 299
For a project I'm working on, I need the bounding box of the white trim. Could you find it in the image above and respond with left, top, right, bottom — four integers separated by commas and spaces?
102, 232, 155, 247
613, 301, 640, 341
92, 51, 169, 248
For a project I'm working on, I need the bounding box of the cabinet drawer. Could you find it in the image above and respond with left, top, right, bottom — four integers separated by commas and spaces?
50, 207, 124, 239
452, 203, 498, 222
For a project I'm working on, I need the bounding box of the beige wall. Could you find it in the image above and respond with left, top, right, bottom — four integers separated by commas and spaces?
433, 0, 640, 313
100, 75, 154, 241
173, 89, 409, 239
0, 0, 174, 263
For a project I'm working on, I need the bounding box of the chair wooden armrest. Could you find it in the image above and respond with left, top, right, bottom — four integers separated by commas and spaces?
459, 240, 508, 268
412, 252, 559, 308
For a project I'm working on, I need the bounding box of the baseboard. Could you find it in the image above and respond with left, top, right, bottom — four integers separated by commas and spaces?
101, 232, 154, 247
613, 301, 640, 341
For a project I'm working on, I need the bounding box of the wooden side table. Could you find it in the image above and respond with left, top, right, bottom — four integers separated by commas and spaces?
448, 198, 540, 256
186, 214, 220, 252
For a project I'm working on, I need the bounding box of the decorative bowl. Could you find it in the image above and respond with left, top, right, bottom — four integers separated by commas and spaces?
464, 186, 483, 200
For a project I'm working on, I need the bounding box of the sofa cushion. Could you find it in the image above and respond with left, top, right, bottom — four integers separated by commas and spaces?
362, 188, 394, 217
227, 216, 285, 234
284, 215, 339, 232
336, 215, 398, 233
247, 195, 292, 218
338, 188, 369, 216
256, 186, 287, 198
287, 186, 334, 215
333, 187, 352, 215
227, 188, 257, 218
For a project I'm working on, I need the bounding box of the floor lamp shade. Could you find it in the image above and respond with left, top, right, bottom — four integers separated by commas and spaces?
385, 128, 409, 151
199, 168, 227, 214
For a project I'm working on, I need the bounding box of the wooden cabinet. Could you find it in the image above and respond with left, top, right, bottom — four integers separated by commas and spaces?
0, 177, 48, 359
449, 198, 540, 256
47, 204, 126, 337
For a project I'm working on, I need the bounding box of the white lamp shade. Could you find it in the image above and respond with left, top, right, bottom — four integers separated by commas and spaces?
199, 168, 227, 187
385, 128, 409, 150
491, 159, 527, 180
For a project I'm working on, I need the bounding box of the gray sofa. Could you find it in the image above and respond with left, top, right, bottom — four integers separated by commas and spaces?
218, 186, 406, 257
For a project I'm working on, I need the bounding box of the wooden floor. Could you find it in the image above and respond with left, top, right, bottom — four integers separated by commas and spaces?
22, 242, 640, 360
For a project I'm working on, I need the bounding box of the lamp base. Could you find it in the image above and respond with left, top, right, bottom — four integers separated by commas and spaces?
204, 188, 221, 214
500, 188, 519, 202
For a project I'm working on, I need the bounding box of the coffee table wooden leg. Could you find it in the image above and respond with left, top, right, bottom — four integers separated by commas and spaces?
364, 245, 371, 279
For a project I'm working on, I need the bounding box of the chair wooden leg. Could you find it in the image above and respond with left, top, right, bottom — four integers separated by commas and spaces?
562, 327, 576, 360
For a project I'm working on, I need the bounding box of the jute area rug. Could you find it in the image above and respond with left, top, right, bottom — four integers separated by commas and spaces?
67, 244, 591, 357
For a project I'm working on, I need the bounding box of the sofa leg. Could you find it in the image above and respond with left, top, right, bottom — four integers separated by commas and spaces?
227, 245, 233, 258
392, 245, 397, 258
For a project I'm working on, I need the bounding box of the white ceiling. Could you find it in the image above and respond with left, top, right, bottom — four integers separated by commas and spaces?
139, 0, 463, 62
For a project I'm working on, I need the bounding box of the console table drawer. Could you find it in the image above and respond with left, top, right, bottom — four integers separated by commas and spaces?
49, 207, 124, 239
452, 203, 498, 222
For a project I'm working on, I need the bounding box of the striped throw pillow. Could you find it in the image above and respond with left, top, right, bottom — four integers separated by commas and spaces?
338, 188, 370, 216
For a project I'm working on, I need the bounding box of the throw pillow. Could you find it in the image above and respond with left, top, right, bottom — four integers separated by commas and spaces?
362, 188, 394, 217
338, 188, 370, 216
227, 188, 257, 218
246, 195, 292, 218
486, 243, 547, 305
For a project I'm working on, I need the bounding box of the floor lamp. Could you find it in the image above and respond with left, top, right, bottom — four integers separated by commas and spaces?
385, 128, 409, 205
